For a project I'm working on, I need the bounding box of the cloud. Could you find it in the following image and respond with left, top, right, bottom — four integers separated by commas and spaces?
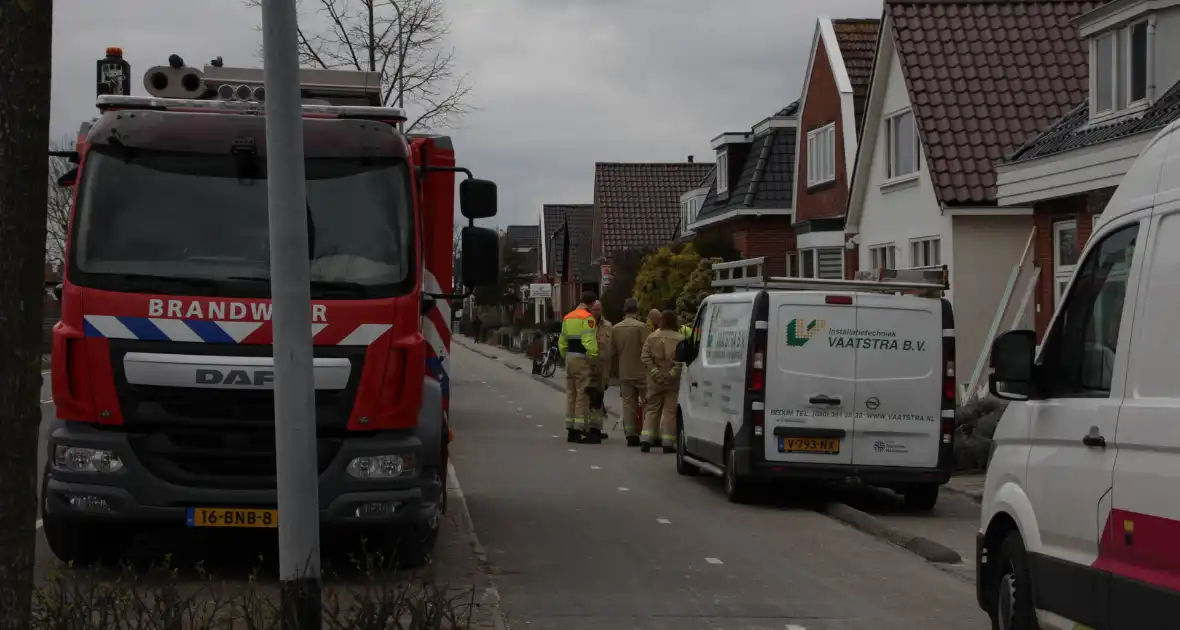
51, 0, 883, 229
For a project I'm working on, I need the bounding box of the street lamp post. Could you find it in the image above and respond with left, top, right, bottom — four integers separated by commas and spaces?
259, 0, 322, 628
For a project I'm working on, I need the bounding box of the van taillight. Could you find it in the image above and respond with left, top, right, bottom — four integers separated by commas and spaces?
748, 320, 768, 393
942, 350, 956, 443
825, 295, 853, 305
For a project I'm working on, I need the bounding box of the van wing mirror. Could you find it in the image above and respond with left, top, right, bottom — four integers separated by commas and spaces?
459, 178, 497, 220
989, 330, 1037, 401
460, 226, 500, 287
57, 167, 78, 187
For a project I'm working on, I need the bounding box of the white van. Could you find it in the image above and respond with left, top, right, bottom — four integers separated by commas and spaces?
978, 121, 1180, 630
673, 260, 956, 508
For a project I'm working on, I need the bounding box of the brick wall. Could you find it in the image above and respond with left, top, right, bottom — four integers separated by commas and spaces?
1032, 187, 1115, 338
796, 41, 850, 223
700, 215, 796, 276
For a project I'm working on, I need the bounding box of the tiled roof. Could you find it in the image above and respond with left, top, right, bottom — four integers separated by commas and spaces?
776, 101, 800, 118
1007, 80, 1180, 163
832, 18, 880, 132
887, 0, 1099, 205
594, 162, 715, 254
542, 204, 595, 281
696, 115, 798, 224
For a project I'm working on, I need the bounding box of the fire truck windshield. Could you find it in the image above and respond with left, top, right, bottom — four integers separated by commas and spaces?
70, 145, 414, 299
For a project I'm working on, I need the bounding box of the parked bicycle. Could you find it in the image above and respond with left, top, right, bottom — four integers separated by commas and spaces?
534, 332, 560, 378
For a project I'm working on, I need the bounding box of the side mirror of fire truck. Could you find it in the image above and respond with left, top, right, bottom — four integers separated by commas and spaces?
53, 284, 63, 301
459, 178, 498, 220
56, 167, 78, 187
460, 226, 500, 287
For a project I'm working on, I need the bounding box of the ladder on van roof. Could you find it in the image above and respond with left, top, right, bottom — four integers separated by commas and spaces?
710, 257, 949, 295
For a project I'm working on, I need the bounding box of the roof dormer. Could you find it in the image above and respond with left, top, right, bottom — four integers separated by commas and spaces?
1076, 0, 1165, 124
710, 132, 752, 199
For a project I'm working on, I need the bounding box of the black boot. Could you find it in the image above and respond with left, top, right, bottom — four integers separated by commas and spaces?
581, 431, 602, 445
640, 442, 652, 453
566, 429, 581, 443
626, 436, 641, 447
662, 445, 676, 454
590, 428, 608, 441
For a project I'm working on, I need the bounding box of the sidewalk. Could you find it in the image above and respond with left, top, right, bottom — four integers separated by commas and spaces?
453, 336, 626, 424
945, 474, 985, 503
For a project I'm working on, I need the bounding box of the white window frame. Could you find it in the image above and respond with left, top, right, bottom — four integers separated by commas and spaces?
785, 252, 799, 278
717, 150, 729, 194
1090, 20, 1152, 121
885, 109, 920, 181
1053, 220, 1079, 308
909, 236, 941, 268
807, 123, 837, 187
798, 247, 844, 279
868, 243, 896, 270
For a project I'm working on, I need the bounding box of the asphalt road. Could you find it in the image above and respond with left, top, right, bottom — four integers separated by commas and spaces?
447, 343, 989, 630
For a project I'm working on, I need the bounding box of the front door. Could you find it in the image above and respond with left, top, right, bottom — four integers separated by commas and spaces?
1026, 221, 1142, 630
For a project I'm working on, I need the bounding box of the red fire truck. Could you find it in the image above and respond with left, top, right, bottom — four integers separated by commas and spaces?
44, 49, 499, 567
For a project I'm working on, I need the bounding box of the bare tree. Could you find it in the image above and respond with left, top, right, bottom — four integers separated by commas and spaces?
45, 138, 75, 269
247, 0, 474, 132
0, 1, 54, 628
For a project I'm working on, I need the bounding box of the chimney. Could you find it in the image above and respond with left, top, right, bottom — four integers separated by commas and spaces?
687, 155, 694, 163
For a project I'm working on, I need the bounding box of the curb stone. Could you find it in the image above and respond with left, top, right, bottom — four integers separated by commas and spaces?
820, 502, 963, 565
943, 483, 984, 504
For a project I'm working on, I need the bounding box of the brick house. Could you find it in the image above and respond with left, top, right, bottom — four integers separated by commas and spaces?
592, 161, 714, 281
504, 224, 540, 321
540, 204, 596, 317
792, 17, 879, 279
997, 0, 1180, 340
684, 105, 799, 276
844, 0, 1098, 392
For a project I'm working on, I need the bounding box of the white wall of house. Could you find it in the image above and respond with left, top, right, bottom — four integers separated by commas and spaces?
853, 50, 953, 299
950, 215, 1036, 392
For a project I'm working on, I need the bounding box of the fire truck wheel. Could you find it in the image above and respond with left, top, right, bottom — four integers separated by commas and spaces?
42, 514, 134, 567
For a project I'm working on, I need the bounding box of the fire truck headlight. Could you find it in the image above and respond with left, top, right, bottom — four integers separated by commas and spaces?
346, 454, 416, 479
54, 446, 124, 474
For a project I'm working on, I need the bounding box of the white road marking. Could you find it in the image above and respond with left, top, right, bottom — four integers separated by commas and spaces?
525, 415, 533, 419
552, 435, 561, 438
657, 518, 671, 524
705, 557, 723, 565
516, 407, 523, 412
537, 424, 544, 428
785, 625, 808, 630
590, 465, 601, 470
617, 487, 629, 492
568, 449, 577, 452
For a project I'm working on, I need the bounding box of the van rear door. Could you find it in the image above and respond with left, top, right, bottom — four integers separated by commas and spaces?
850, 294, 942, 469
764, 292, 856, 465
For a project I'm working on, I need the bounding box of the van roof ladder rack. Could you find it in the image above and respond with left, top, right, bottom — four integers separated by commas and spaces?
710, 257, 949, 295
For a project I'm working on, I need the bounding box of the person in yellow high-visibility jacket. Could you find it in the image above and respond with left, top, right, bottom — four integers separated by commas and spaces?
559, 291, 600, 443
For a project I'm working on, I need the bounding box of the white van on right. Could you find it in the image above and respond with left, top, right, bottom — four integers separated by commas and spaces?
978, 120, 1180, 629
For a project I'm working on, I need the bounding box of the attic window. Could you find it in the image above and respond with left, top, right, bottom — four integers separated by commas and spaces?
807, 123, 836, 187
1092, 20, 1151, 118
886, 110, 919, 180
717, 150, 729, 195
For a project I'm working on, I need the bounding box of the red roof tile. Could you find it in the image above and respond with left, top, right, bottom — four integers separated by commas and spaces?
832, 19, 881, 131
886, 0, 1100, 205
593, 162, 715, 255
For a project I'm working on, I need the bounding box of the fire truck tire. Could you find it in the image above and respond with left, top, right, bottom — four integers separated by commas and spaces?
42, 514, 134, 567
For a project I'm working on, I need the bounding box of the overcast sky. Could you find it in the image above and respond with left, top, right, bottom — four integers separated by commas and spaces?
52, 0, 883, 230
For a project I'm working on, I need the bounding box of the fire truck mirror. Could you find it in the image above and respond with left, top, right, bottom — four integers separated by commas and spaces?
53, 284, 63, 301
460, 226, 500, 287
459, 178, 497, 220
57, 167, 78, 188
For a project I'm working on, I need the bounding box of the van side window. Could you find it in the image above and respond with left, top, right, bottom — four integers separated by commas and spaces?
1040, 224, 1139, 397
692, 304, 708, 347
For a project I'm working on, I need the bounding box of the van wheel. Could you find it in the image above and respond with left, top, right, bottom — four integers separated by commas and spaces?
723, 439, 750, 503
675, 419, 698, 476
903, 483, 940, 511
990, 532, 1039, 630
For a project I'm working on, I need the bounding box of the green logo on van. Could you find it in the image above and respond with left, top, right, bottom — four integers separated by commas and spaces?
785, 318, 827, 347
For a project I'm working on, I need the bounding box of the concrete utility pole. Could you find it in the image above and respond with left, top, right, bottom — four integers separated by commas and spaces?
260, 0, 321, 627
